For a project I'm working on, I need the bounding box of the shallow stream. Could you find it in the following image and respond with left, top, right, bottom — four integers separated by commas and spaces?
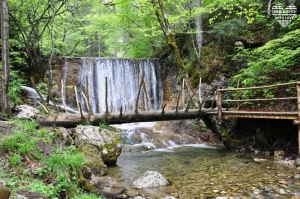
108, 144, 300, 199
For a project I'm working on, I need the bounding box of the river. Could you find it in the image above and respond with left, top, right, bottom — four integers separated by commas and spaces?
108, 123, 300, 199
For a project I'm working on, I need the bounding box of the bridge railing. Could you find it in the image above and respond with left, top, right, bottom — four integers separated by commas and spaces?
215, 81, 300, 125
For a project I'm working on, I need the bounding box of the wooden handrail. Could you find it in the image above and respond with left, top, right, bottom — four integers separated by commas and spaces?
215, 81, 300, 126
217, 81, 299, 92
223, 97, 297, 102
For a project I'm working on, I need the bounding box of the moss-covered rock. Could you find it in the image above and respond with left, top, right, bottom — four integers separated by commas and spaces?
79, 144, 107, 176
53, 127, 73, 147
74, 126, 122, 165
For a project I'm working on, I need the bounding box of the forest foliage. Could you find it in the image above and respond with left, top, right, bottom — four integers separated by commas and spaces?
1, 0, 300, 105
0, 0, 300, 198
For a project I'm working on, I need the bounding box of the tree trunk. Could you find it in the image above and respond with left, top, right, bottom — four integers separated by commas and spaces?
1, 0, 10, 115
98, 32, 101, 57
47, 0, 56, 103
267, 0, 272, 19
194, 0, 203, 58
37, 109, 211, 127
151, 0, 196, 101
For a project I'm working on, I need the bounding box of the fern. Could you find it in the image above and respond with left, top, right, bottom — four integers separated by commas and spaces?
230, 29, 300, 99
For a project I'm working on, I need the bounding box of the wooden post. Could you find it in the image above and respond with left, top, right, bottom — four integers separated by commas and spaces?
200, 81, 219, 110
78, 102, 84, 119
182, 79, 185, 106
217, 91, 222, 125
61, 79, 68, 113
74, 86, 80, 112
85, 76, 93, 115
142, 77, 152, 110
45, 77, 59, 114
105, 77, 109, 114
135, 77, 144, 113
176, 86, 183, 112
81, 92, 90, 113
211, 91, 217, 109
237, 79, 240, 110
185, 85, 199, 112
31, 77, 50, 113
199, 77, 201, 104
297, 82, 300, 155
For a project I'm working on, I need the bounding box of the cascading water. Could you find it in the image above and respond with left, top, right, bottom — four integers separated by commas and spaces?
76, 58, 163, 113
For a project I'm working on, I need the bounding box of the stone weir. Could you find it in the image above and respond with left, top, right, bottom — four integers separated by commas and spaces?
48, 57, 166, 113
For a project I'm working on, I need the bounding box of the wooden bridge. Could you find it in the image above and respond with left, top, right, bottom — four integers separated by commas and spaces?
36, 80, 300, 153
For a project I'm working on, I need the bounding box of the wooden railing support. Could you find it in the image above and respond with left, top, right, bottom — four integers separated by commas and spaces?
297, 82, 300, 155
217, 91, 222, 125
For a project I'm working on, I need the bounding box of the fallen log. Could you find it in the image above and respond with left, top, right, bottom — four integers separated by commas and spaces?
37, 109, 213, 127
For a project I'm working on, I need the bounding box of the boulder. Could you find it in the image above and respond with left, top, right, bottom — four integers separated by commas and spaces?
79, 144, 107, 176
53, 127, 73, 147
15, 105, 40, 120
88, 175, 133, 198
74, 126, 122, 164
132, 171, 169, 189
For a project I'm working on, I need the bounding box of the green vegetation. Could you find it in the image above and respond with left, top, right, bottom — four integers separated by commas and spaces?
230, 29, 300, 99
0, 119, 102, 198
2, 0, 299, 97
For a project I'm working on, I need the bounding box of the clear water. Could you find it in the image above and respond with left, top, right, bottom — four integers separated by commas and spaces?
107, 145, 300, 199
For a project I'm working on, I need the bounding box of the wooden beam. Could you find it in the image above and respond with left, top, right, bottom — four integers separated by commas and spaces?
223, 111, 298, 120
223, 114, 298, 120
223, 97, 297, 102
37, 109, 211, 127
222, 111, 298, 116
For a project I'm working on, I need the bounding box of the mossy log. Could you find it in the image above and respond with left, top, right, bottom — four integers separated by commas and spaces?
38, 109, 212, 128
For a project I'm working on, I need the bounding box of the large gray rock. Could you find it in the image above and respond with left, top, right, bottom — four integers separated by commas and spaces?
15, 105, 40, 120
74, 126, 122, 164
132, 171, 169, 189
53, 127, 73, 147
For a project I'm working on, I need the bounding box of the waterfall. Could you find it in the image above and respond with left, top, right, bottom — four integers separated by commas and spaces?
76, 58, 163, 113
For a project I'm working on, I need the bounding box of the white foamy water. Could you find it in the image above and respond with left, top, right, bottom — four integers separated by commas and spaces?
76, 58, 163, 113
154, 143, 219, 152
112, 122, 156, 129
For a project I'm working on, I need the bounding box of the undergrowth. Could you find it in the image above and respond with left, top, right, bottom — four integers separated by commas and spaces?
0, 119, 102, 199
228, 29, 300, 109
